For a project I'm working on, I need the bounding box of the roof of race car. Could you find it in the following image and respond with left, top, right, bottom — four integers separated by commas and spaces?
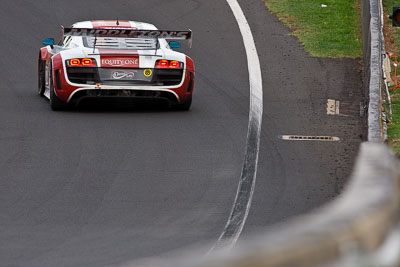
72, 20, 157, 30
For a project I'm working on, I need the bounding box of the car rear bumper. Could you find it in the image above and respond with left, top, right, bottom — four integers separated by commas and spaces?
51, 54, 195, 105
68, 87, 180, 106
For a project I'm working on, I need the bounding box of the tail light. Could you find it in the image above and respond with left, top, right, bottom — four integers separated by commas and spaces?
66, 58, 97, 67
155, 60, 183, 69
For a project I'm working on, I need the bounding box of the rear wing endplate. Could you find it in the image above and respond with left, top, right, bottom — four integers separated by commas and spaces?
62, 27, 192, 48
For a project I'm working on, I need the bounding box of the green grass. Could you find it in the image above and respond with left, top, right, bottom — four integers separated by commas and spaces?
265, 0, 362, 57
384, 0, 400, 153
387, 92, 400, 154
383, 0, 400, 53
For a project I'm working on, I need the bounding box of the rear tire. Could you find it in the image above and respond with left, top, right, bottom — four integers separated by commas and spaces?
49, 67, 69, 110
173, 97, 192, 111
38, 58, 46, 96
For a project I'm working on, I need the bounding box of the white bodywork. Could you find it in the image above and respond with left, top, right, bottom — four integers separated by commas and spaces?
44, 20, 189, 103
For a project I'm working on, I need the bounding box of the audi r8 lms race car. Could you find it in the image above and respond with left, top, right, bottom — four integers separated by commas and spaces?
38, 20, 195, 110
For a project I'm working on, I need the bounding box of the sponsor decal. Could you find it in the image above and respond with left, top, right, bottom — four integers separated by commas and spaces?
112, 71, 136, 80
64, 28, 192, 40
144, 69, 152, 77
101, 56, 139, 68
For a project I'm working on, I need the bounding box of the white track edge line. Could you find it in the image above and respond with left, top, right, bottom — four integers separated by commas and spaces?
210, 0, 263, 252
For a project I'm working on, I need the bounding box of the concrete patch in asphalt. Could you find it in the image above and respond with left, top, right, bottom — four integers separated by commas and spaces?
327, 99, 364, 117
327, 99, 340, 115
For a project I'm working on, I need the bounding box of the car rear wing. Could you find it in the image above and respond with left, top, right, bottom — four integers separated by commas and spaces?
62, 27, 193, 48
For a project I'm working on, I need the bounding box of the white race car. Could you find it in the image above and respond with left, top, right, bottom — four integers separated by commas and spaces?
38, 20, 195, 110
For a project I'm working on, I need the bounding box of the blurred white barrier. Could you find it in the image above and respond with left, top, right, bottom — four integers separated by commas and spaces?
194, 142, 399, 267
130, 143, 399, 267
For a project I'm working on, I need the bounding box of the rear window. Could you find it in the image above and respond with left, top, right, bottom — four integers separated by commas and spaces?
83, 37, 159, 50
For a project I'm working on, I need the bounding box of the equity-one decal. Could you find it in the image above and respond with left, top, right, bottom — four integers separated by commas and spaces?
101, 58, 138, 67
101, 56, 139, 68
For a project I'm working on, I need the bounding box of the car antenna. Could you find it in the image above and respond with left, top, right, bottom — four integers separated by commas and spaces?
93, 33, 97, 53
116, 18, 120, 26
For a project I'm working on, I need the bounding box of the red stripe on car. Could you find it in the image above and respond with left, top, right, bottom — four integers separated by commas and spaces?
91, 20, 134, 29
98, 49, 139, 55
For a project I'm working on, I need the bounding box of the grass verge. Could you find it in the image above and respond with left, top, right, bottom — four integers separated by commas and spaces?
387, 91, 400, 154
383, 0, 400, 54
383, 0, 400, 154
264, 0, 362, 57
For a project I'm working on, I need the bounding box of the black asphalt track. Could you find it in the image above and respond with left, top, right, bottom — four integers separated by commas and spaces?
0, 1, 365, 266
238, 0, 366, 237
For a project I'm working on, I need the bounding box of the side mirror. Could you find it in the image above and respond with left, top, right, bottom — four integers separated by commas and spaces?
42, 38, 55, 47
169, 41, 181, 49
